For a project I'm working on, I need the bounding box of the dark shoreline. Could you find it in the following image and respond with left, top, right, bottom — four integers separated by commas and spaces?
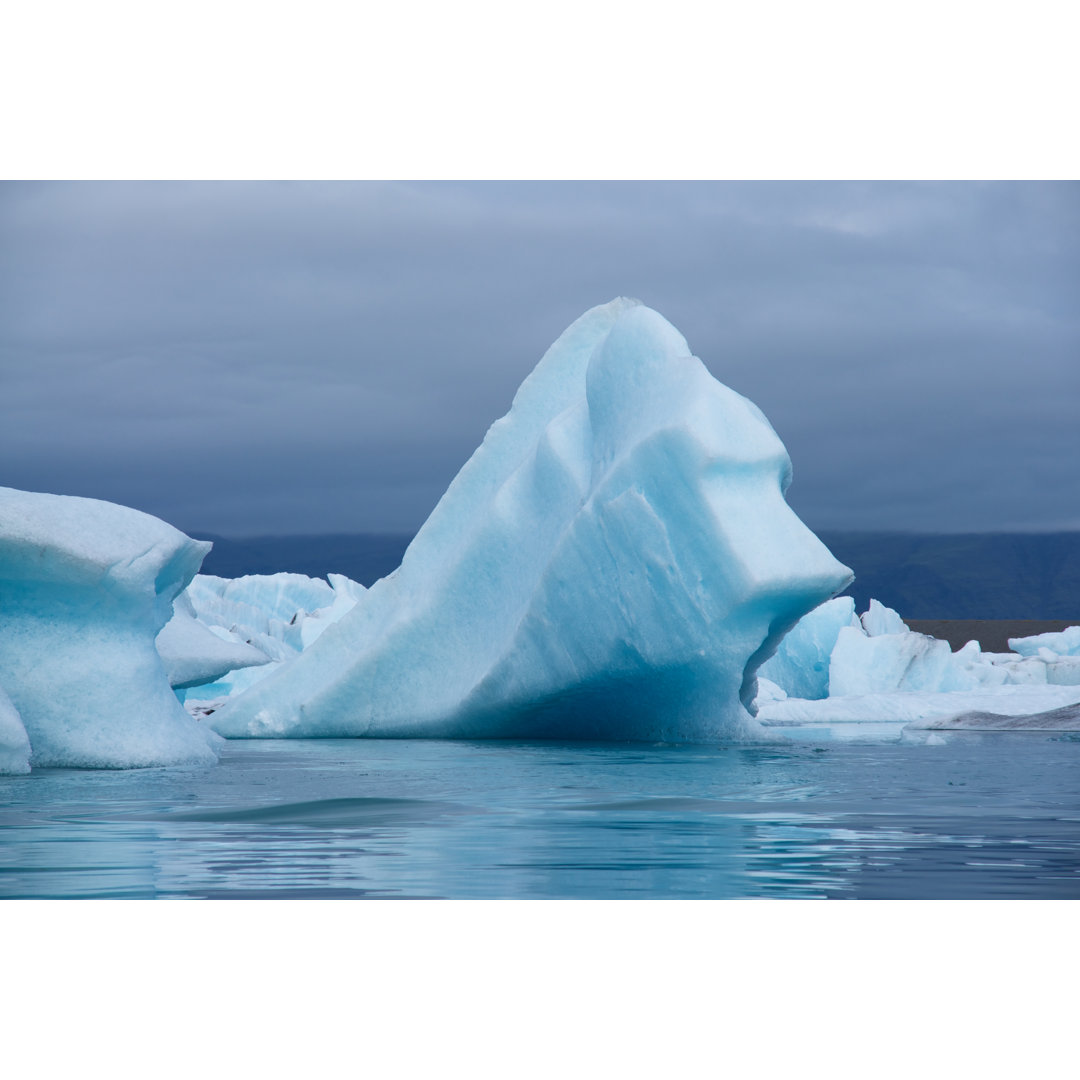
907, 619, 1078, 652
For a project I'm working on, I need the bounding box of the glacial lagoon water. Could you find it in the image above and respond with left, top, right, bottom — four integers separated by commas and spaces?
3, 732, 1079, 899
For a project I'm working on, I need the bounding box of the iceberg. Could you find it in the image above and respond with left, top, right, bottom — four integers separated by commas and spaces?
210, 299, 852, 742
766, 595, 1080, 701
0, 487, 221, 769
859, 598, 909, 637
184, 572, 340, 642
1040, 654, 1080, 685
758, 596, 1005, 700
1009, 625, 1080, 658
757, 595, 858, 699
982, 653, 1050, 684
828, 624, 1008, 695
761, 597, 1020, 698
753, 677, 789, 706
982, 648, 1080, 686
827, 604, 1080, 696
156, 593, 271, 689
752, 593, 1080, 738
177, 571, 365, 703
181, 572, 362, 660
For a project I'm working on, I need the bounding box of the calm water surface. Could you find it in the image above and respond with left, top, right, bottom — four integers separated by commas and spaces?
2, 734, 1079, 898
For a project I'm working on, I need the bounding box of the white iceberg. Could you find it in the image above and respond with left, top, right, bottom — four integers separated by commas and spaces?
757, 595, 858, 699
1039, 654, 1080, 685
0, 486, 222, 769
184, 572, 340, 645
753, 594, 1080, 737
155, 593, 271, 689
177, 571, 365, 703
825, 602, 1080, 696
828, 624, 1008, 695
753, 677, 789, 706
1009, 625, 1080, 658
210, 299, 852, 742
859, 598, 910, 637
758, 596, 1007, 700
983, 648, 1080, 686
764, 597, 1033, 699
182, 572, 362, 659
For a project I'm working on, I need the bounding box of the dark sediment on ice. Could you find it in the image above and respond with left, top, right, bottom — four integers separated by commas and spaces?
924, 702, 1080, 731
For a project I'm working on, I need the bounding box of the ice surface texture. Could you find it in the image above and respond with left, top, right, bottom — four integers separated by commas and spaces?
175, 572, 365, 702
211, 299, 852, 742
758, 596, 858, 699
758, 683, 1080, 729
1009, 625, 1080, 658
184, 571, 364, 658
156, 592, 271, 690
829, 625, 1006, 694
0, 487, 221, 768
0, 684, 31, 775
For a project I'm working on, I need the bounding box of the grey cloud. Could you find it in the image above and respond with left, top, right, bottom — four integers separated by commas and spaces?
1, 181, 1076, 535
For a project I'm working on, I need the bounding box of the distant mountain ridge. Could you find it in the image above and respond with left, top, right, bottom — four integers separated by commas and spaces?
194, 530, 1080, 620
819, 531, 1080, 620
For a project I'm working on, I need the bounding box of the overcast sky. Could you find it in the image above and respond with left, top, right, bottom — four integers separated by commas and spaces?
1, 180, 1076, 537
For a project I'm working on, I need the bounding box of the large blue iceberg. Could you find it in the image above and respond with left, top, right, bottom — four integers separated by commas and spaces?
0, 486, 222, 769
210, 299, 853, 742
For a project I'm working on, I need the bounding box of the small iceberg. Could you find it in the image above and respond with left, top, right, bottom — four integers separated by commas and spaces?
0, 486, 222, 770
